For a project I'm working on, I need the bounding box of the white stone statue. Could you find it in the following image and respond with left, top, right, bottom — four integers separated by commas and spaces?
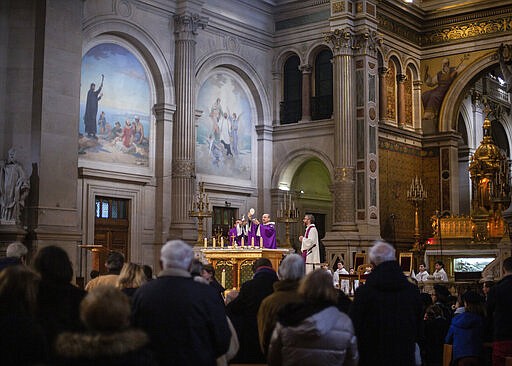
0, 148, 30, 224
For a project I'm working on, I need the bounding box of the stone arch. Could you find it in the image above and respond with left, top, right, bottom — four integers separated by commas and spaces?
439, 51, 496, 132
83, 20, 173, 106
404, 59, 420, 81
273, 48, 304, 74
305, 42, 331, 66
387, 52, 404, 74
272, 149, 334, 190
195, 52, 271, 126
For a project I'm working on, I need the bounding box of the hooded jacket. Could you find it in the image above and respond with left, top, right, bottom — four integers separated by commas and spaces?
268, 302, 358, 366
349, 260, 423, 366
54, 329, 156, 366
445, 311, 485, 361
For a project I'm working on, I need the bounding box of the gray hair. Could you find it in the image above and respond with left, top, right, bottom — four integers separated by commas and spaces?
160, 240, 193, 270
368, 240, 396, 266
6, 241, 28, 258
278, 254, 305, 281
305, 214, 315, 224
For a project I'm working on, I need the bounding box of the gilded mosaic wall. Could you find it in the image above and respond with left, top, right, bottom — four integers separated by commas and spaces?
379, 139, 440, 247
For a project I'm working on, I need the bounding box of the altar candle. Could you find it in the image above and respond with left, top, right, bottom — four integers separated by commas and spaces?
221, 237, 224, 247
251, 237, 254, 246
259, 236, 263, 247
204, 237, 207, 248
213, 238, 216, 248
241, 237, 244, 247
221, 269, 226, 288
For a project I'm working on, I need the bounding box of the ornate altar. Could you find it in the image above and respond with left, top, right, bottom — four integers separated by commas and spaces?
201, 248, 290, 290
426, 114, 511, 280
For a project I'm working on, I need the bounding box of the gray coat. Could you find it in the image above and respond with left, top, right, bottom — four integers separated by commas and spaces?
268, 306, 358, 366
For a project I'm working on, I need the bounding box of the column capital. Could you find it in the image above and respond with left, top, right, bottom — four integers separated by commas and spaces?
324, 28, 355, 55
173, 13, 208, 40
299, 64, 312, 73
378, 67, 388, 76
397, 74, 407, 83
353, 29, 382, 57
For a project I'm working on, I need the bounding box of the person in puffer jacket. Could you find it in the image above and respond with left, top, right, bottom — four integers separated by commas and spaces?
445, 290, 485, 365
267, 269, 358, 366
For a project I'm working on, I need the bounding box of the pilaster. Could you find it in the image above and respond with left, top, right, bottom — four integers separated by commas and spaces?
397, 73, 407, 127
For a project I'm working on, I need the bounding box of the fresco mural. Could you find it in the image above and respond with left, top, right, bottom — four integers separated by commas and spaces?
196, 72, 253, 179
78, 43, 150, 166
421, 53, 470, 120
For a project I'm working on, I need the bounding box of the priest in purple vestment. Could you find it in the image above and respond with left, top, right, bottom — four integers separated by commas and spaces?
253, 214, 277, 249
228, 219, 243, 246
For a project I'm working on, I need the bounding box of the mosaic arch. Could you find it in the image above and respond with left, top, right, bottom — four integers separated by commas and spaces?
78, 42, 151, 166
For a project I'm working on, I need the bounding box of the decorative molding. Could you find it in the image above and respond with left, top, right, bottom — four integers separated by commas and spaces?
224, 36, 241, 53
324, 28, 355, 53
421, 16, 512, 46
378, 12, 512, 47
332, 1, 344, 14
115, 0, 132, 18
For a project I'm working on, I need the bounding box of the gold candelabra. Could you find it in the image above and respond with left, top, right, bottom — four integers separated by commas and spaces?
189, 181, 212, 246
407, 176, 427, 249
276, 191, 300, 248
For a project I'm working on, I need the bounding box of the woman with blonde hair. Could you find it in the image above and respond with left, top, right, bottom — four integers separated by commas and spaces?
116, 263, 146, 298
268, 269, 359, 366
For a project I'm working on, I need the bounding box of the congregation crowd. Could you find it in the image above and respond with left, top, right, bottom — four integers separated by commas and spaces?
1, 239, 511, 366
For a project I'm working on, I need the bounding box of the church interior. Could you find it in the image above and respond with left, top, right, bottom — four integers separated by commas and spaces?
1, 0, 512, 287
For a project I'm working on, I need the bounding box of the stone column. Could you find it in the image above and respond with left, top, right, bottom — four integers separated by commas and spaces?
378, 67, 388, 122
397, 73, 407, 127
324, 29, 357, 231
168, 13, 207, 242
299, 64, 312, 122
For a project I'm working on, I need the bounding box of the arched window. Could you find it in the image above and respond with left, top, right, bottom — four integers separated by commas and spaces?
281, 55, 302, 124
312, 49, 333, 120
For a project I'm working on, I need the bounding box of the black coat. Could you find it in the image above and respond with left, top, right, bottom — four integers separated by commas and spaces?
349, 260, 423, 366
36, 280, 86, 357
486, 274, 512, 341
132, 269, 231, 366
226, 267, 278, 363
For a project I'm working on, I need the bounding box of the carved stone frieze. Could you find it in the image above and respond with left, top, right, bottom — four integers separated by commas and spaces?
378, 12, 512, 47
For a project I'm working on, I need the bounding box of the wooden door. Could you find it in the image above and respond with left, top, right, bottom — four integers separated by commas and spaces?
94, 197, 129, 274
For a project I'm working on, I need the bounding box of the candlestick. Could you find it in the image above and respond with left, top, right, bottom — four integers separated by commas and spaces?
213, 238, 216, 248
259, 236, 263, 247
221, 237, 224, 247
221, 269, 226, 288
251, 237, 254, 246
204, 237, 207, 248
241, 237, 244, 247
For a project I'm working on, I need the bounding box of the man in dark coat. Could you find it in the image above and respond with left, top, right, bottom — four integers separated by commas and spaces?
486, 256, 512, 366
226, 257, 278, 363
83, 74, 104, 138
349, 241, 423, 366
132, 240, 230, 366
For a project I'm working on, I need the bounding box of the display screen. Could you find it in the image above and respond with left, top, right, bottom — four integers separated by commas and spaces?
453, 257, 494, 272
